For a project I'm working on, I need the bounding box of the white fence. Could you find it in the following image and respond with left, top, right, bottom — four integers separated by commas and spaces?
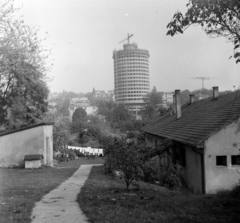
67, 146, 104, 156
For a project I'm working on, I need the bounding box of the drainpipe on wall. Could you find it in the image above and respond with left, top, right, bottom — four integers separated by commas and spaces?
175, 90, 181, 119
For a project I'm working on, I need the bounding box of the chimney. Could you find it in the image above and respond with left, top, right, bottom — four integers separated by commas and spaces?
175, 90, 181, 119
212, 86, 219, 99
172, 94, 176, 114
189, 94, 195, 104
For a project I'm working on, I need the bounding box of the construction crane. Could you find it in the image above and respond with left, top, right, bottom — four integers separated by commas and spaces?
118, 33, 133, 44
192, 76, 211, 99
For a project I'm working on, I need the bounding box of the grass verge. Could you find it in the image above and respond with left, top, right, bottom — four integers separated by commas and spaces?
78, 166, 240, 223
0, 157, 104, 223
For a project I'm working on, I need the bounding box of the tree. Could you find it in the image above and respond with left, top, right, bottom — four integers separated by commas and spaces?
71, 107, 87, 133
57, 97, 70, 116
110, 104, 132, 123
53, 117, 71, 151
144, 86, 163, 108
180, 89, 191, 105
104, 137, 155, 189
140, 105, 156, 120
72, 107, 87, 123
167, 0, 240, 63
141, 86, 163, 120
97, 100, 115, 117
6, 80, 49, 129
0, 0, 51, 128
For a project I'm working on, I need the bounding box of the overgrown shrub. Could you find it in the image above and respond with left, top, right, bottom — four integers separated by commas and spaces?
231, 180, 240, 198
137, 133, 145, 144
127, 131, 135, 138
159, 164, 182, 190
104, 137, 178, 190
142, 159, 158, 183
104, 138, 140, 188
103, 137, 158, 189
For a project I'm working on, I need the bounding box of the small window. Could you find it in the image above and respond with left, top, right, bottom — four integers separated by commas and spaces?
232, 155, 240, 165
216, 156, 227, 166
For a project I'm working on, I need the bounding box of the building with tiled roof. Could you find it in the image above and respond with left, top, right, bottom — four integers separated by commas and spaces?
142, 87, 240, 194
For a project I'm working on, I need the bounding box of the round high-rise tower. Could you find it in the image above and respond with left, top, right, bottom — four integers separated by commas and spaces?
113, 42, 150, 116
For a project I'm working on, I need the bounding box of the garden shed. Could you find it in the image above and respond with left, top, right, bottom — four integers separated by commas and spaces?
0, 122, 54, 168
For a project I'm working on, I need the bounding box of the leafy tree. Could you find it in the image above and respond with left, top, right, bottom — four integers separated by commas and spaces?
53, 117, 71, 151
158, 106, 173, 117
77, 123, 102, 146
141, 87, 163, 120
140, 104, 156, 121
7, 81, 49, 129
104, 138, 155, 189
144, 86, 163, 108
0, 0, 51, 128
71, 107, 87, 134
42, 110, 57, 123
72, 107, 87, 123
180, 89, 191, 105
103, 137, 177, 189
57, 97, 70, 116
110, 104, 132, 123
97, 100, 115, 117
167, 0, 240, 63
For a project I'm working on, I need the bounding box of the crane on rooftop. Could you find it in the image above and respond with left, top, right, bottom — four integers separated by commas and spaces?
118, 33, 133, 44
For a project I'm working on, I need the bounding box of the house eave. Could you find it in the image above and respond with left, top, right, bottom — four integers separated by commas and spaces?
143, 131, 201, 148
0, 122, 54, 137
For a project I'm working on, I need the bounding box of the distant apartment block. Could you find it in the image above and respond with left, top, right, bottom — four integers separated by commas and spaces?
161, 92, 174, 108
113, 41, 150, 116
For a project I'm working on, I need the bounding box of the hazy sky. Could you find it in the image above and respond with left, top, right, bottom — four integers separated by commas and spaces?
17, 0, 240, 93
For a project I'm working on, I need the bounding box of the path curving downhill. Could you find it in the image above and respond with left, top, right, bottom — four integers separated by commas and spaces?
31, 164, 101, 223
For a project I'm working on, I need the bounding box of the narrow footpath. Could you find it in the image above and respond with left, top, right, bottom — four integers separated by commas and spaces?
31, 164, 101, 223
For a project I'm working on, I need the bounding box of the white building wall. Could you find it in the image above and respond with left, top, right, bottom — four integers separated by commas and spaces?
0, 124, 53, 167
205, 118, 240, 194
